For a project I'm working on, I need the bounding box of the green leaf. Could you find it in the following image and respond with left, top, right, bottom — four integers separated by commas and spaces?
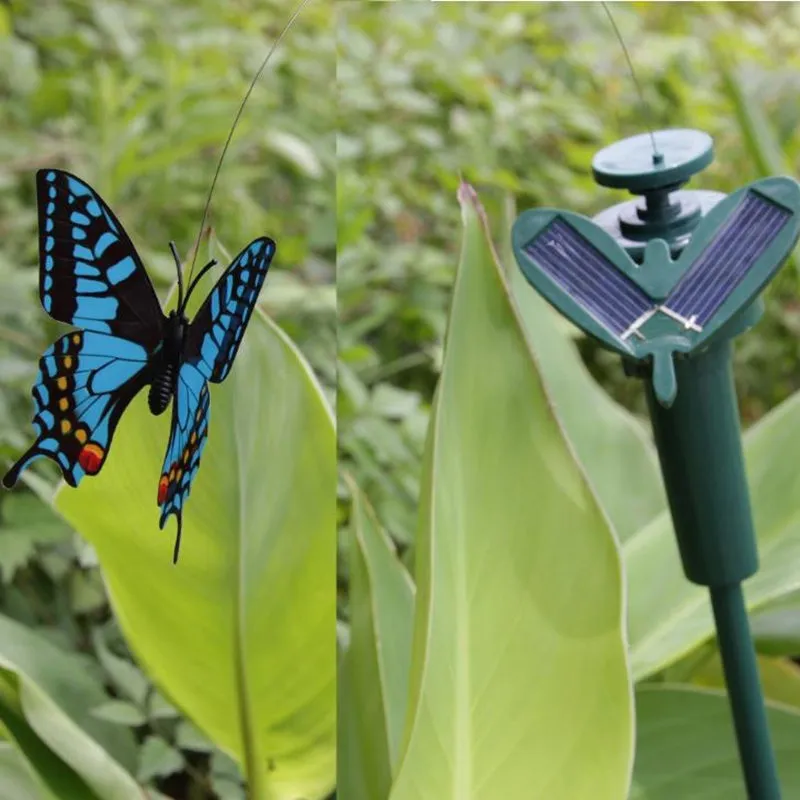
212, 749, 243, 781
631, 685, 800, 797
68, 570, 107, 615
389, 185, 633, 800
340, 479, 414, 798
212, 774, 246, 800
691, 653, 800, 711
0, 493, 72, 583
338, 651, 372, 800
265, 130, 323, 178
56, 310, 336, 799
628, 390, 800, 679
0, 614, 140, 798
136, 736, 183, 783
175, 720, 215, 753
751, 590, 800, 656
91, 633, 148, 708
0, 742, 47, 800
146, 691, 180, 721
0, 689, 92, 800
500, 196, 666, 543
89, 702, 146, 727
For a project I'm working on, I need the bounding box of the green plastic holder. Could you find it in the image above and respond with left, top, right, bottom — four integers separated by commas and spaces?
512, 129, 800, 799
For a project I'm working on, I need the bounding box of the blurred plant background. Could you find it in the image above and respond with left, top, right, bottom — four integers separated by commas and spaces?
0, 0, 334, 797
337, 0, 800, 572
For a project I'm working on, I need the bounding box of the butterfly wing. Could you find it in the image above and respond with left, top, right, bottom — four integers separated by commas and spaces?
156, 364, 210, 563
155, 237, 275, 562
2, 331, 152, 488
37, 169, 163, 348
4, 170, 165, 487
183, 237, 275, 383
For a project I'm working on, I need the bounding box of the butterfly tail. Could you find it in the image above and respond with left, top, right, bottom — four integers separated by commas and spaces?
2, 444, 79, 489
172, 514, 183, 565
159, 506, 183, 565
2, 445, 41, 488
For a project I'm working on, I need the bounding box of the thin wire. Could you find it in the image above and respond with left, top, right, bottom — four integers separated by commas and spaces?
185, 0, 313, 286
601, 1, 660, 158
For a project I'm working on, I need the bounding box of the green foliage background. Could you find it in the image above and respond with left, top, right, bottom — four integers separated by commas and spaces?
0, 0, 334, 797
337, 0, 800, 561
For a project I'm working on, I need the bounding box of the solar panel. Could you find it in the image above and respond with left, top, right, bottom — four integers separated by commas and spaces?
663, 192, 791, 327
523, 218, 655, 340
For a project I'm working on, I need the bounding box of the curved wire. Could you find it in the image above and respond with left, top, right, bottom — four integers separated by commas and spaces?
184, 0, 313, 286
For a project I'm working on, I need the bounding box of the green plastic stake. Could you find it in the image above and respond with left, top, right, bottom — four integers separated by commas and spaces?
512, 129, 800, 800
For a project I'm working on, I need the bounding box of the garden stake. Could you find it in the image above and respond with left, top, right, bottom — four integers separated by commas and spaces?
512, 128, 800, 799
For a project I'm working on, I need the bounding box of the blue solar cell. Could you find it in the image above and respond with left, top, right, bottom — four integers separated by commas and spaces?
664, 192, 790, 326
523, 218, 654, 339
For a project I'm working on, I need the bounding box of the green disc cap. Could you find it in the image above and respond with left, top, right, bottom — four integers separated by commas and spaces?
592, 129, 714, 193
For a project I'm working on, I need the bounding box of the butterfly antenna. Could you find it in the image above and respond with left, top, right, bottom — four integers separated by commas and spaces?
182, 258, 219, 312
169, 241, 185, 310
184, 0, 312, 288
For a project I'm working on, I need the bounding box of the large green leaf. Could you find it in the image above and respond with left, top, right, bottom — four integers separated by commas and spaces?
56, 309, 336, 799
338, 652, 371, 800
627, 390, 800, 679
389, 185, 633, 800
497, 190, 666, 543
508, 281, 666, 543
340, 479, 415, 799
631, 685, 800, 798
0, 614, 140, 799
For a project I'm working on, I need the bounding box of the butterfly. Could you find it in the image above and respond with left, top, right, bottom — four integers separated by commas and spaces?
1, 169, 275, 562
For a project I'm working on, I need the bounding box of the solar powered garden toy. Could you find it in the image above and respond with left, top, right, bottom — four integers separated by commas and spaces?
512, 129, 800, 799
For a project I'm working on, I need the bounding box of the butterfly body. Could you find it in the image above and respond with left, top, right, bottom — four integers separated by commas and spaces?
147, 311, 189, 416
3, 169, 276, 562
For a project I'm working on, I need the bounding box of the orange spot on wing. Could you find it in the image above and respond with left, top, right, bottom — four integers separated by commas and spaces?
78, 443, 105, 475
56, 377, 68, 390
158, 475, 169, 505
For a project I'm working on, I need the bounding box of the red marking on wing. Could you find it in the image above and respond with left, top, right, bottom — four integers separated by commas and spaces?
78, 443, 105, 475
157, 475, 169, 505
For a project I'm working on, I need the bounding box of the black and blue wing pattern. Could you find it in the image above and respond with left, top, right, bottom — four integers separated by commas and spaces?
156, 237, 275, 561
183, 237, 276, 382
37, 170, 163, 347
157, 364, 210, 563
2, 332, 151, 487
3, 171, 162, 488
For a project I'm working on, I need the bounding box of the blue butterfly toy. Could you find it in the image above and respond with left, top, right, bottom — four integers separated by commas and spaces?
2, 170, 275, 562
